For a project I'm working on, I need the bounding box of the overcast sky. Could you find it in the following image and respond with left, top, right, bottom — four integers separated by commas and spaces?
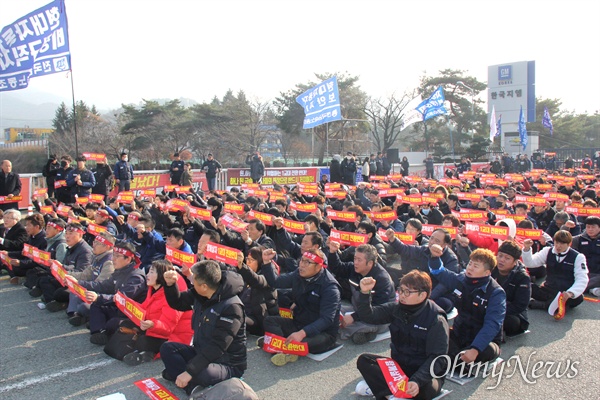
1, 0, 599, 114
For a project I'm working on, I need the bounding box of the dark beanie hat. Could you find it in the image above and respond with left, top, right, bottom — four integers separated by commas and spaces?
498, 240, 522, 261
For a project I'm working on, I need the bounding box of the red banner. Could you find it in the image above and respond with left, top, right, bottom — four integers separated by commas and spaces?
23, 244, 52, 267
267, 191, 287, 202
378, 229, 415, 244
325, 190, 347, 199
279, 308, 293, 319
33, 188, 48, 196
474, 189, 501, 196
56, 204, 71, 217
75, 196, 89, 205
515, 228, 543, 240
82, 152, 106, 162
421, 224, 457, 238
188, 206, 212, 221
50, 260, 67, 286
329, 229, 369, 247
465, 222, 509, 240
515, 195, 547, 206
0, 252, 13, 271
0, 195, 23, 204
263, 333, 309, 356
289, 201, 318, 213
377, 188, 406, 198
66, 278, 90, 303
451, 210, 487, 221
134, 378, 179, 400
203, 242, 241, 267
227, 167, 319, 187
397, 194, 424, 205
456, 192, 482, 201
282, 218, 306, 235
247, 210, 274, 226
165, 246, 196, 268
87, 223, 107, 236
166, 198, 188, 212
40, 205, 54, 214
224, 202, 245, 215
298, 183, 319, 196
220, 214, 248, 232
372, 211, 398, 221
89, 194, 104, 203
543, 192, 569, 201
377, 358, 410, 398
326, 210, 357, 222
115, 290, 146, 327
565, 207, 600, 217
54, 180, 67, 189
175, 186, 192, 194
246, 189, 269, 197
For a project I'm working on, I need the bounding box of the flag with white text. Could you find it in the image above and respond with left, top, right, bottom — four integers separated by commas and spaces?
296, 76, 342, 129
0, 0, 70, 92
417, 86, 447, 121
542, 106, 553, 135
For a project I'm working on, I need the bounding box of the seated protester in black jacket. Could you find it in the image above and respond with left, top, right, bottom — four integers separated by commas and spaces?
39, 222, 94, 311
160, 261, 246, 396
528, 202, 555, 232
7, 214, 47, 282
77, 241, 147, 345
571, 216, 600, 295
522, 230, 589, 317
356, 270, 449, 400
385, 228, 458, 313
218, 218, 275, 255
405, 218, 429, 246
327, 242, 396, 344
421, 202, 444, 226
545, 211, 581, 238
234, 246, 279, 336
261, 248, 341, 365
429, 248, 506, 366
25, 218, 68, 293
491, 241, 531, 336
272, 216, 323, 273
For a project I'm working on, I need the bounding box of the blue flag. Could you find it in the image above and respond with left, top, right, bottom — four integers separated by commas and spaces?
417, 86, 448, 121
0, 0, 71, 92
519, 106, 528, 151
496, 115, 502, 137
542, 106, 554, 135
296, 76, 342, 129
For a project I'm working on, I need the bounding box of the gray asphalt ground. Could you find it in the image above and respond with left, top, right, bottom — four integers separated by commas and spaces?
1, 267, 598, 400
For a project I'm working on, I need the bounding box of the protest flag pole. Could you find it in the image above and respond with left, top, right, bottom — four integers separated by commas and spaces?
69, 70, 79, 156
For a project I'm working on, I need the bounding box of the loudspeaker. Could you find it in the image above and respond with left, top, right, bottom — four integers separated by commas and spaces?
387, 148, 399, 164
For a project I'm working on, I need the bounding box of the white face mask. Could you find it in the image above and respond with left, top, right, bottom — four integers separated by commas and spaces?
122, 156, 128, 162
422, 208, 431, 215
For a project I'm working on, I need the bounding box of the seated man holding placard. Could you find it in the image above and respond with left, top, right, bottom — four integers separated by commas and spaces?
355, 270, 449, 400
160, 260, 246, 396
327, 241, 395, 344
75, 241, 147, 345
260, 248, 341, 366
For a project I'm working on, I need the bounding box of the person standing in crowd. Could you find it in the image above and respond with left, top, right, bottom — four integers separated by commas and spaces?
42, 155, 60, 198
114, 152, 134, 193
330, 155, 342, 183
201, 153, 222, 191
67, 156, 96, 199
564, 156, 574, 169
246, 151, 265, 184
401, 156, 410, 177
424, 154, 434, 179
368, 154, 377, 180
0, 160, 21, 211
170, 153, 185, 185
92, 157, 114, 202
361, 157, 370, 183
55, 155, 74, 204
341, 152, 357, 185
180, 163, 193, 187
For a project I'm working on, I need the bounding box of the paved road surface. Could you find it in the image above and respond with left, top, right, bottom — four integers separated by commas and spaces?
0, 271, 598, 400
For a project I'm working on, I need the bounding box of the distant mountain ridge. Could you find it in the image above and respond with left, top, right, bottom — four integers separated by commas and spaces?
0, 89, 199, 141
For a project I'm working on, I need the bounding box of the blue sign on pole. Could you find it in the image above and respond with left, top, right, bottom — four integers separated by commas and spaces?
416, 86, 447, 121
296, 76, 342, 129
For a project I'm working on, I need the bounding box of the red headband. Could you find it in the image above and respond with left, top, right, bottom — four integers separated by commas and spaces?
66, 225, 85, 234
94, 235, 114, 248
302, 252, 324, 266
127, 214, 139, 220
47, 222, 64, 231
114, 246, 141, 269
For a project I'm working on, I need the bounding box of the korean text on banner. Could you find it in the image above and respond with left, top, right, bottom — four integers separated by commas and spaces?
0, 0, 71, 92
296, 76, 342, 129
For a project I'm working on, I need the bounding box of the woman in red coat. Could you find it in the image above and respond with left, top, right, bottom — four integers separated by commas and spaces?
123, 260, 193, 366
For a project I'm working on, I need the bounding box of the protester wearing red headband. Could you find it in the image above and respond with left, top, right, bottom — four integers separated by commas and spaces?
260, 248, 342, 366
78, 241, 147, 345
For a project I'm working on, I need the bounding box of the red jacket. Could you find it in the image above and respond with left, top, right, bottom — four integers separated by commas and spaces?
142, 275, 193, 344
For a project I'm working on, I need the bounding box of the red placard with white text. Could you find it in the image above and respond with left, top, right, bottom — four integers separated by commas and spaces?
377, 358, 410, 398
329, 229, 369, 247
165, 246, 196, 268
220, 214, 249, 232
203, 242, 241, 267
262, 332, 309, 356
114, 290, 146, 327
134, 378, 179, 400
282, 218, 306, 235
465, 222, 509, 240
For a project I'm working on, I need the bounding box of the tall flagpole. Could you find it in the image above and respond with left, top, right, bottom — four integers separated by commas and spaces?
70, 70, 78, 156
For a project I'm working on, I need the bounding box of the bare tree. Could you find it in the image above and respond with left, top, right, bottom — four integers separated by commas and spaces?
364, 93, 413, 153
